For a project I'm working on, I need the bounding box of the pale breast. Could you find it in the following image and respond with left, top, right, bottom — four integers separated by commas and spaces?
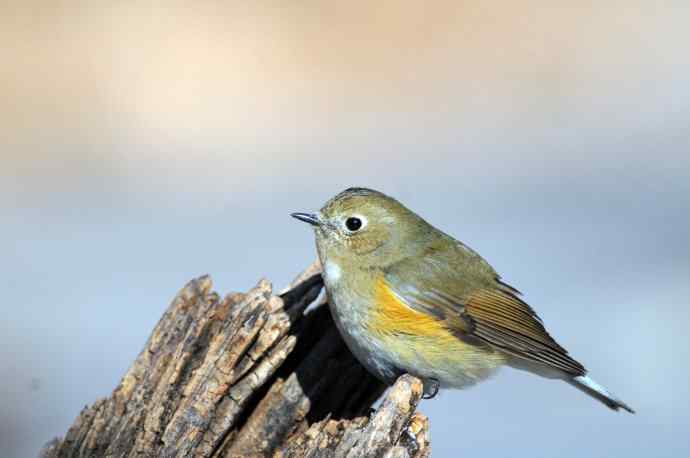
320, 261, 402, 383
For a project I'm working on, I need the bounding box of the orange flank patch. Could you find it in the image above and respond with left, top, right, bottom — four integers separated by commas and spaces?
367, 277, 506, 377
368, 277, 454, 340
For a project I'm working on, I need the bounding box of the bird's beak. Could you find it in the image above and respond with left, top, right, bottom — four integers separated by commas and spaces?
290, 212, 321, 227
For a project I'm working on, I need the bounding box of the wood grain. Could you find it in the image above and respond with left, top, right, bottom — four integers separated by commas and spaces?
41, 261, 430, 458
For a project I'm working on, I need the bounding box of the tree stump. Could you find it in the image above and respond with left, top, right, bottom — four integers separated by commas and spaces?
41, 262, 431, 458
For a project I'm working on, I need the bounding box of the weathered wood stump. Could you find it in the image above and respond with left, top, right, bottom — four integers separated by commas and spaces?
41, 262, 430, 458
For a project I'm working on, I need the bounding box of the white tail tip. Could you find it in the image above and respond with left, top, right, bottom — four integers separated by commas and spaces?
570, 375, 635, 413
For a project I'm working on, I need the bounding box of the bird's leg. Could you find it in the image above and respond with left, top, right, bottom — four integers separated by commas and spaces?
422, 378, 440, 399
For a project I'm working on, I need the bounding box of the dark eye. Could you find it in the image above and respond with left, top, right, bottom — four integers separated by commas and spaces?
345, 217, 363, 232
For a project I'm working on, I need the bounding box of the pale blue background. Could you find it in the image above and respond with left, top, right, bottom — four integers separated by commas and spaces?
2, 2, 689, 457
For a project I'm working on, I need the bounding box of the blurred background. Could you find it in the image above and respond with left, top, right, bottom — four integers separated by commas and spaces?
2, 1, 689, 457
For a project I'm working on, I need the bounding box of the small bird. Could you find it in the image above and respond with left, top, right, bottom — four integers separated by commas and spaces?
291, 187, 634, 413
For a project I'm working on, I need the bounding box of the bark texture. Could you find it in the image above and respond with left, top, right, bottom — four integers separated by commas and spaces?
41, 262, 430, 458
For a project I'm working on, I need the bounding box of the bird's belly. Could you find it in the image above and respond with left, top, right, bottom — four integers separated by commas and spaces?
327, 296, 402, 384
327, 287, 505, 389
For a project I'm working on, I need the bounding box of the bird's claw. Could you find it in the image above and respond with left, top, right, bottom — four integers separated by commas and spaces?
422, 378, 440, 399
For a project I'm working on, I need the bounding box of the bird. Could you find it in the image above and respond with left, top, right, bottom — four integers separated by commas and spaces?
291, 187, 634, 413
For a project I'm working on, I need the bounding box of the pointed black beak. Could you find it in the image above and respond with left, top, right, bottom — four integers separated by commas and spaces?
290, 212, 321, 226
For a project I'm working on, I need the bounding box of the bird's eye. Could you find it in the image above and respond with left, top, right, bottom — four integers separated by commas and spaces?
345, 216, 363, 232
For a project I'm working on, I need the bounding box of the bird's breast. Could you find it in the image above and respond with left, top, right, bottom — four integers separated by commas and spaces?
319, 260, 401, 381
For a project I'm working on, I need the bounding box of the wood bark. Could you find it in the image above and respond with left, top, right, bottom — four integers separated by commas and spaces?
41, 261, 430, 458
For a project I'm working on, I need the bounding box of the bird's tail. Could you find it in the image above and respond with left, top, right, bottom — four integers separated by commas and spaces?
568, 375, 635, 413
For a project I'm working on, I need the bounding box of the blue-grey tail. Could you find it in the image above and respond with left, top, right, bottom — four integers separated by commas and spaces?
568, 375, 635, 413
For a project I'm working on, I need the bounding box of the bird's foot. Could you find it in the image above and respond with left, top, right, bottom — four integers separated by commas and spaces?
422, 378, 440, 399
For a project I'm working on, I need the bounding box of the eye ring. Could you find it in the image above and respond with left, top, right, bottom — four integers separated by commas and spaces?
345, 216, 364, 232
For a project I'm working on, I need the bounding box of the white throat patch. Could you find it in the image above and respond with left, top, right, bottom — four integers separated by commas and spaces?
324, 260, 342, 283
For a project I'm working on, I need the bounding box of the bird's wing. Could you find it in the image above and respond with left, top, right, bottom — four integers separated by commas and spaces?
384, 244, 586, 376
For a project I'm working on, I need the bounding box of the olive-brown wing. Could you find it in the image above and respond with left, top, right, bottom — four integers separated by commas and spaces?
384, 257, 586, 376
463, 288, 585, 375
